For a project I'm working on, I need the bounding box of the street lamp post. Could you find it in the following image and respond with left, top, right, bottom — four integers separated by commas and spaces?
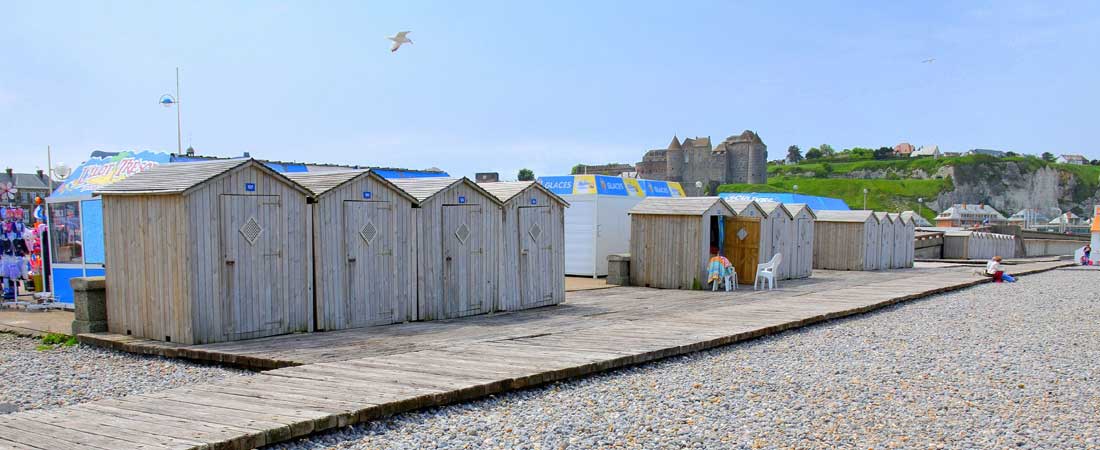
917, 197, 924, 218
159, 67, 183, 154
863, 188, 869, 210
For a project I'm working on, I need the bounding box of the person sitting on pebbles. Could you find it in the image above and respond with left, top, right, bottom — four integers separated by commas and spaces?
985, 256, 1016, 282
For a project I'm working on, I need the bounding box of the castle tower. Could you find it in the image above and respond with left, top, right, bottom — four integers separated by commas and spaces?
665, 136, 684, 182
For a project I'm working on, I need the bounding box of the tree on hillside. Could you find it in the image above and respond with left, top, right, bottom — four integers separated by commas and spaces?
873, 147, 893, 160
786, 145, 802, 163
1041, 152, 1056, 162
820, 144, 836, 157
570, 164, 585, 174
518, 168, 535, 181
1005, 151, 1018, 157
846, 147, 874, 159
805, 148, 824, 160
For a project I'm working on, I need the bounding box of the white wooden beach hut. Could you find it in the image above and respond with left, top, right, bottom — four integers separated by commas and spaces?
899, 213, 917, 267
96, 159, 313, 344
389, 177, 504, 320
285, 170, 418, 331
813, 210, 881, 271
875, 212, 895, 270
784, 203, 816, 279
759, 203, 794, 279
477, 181, 568, 311
628, 197, 738, 289
884, 212, 902, 268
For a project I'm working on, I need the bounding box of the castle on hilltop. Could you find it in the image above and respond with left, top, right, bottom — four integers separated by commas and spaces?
635, 130, 767, 196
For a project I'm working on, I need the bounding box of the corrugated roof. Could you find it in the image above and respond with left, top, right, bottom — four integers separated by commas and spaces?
723, 200, 768, 218
784, 203, 817, 219
388, 177, 503, 205
477, 181, 568, 206
758, 202, 794, 219
815, 210, 878, 223
629, 197, 733, 216
96, 159, 253, 195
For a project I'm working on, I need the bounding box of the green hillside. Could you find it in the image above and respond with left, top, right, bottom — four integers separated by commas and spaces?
718, 176, 951, 221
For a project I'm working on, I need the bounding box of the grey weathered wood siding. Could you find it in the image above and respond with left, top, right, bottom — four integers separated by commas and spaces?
629, 203, 734, 290
415, 182, 501, 320
787, 208, 815, 279
103, 195, 192, 344
497, 187, 565, 311
185, 164, 312, 344
312, 176, 417, 330
812, 219, 881, 271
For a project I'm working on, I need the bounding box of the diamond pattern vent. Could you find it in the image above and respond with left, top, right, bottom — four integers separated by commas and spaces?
737, 227, 748, 241
455, 223, 471, 244
239, 217, 263, 245
359, 221, 378, 245
528, 222, 543, 242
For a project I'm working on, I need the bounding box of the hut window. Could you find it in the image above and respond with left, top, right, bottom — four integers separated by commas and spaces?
48, 202, 83, 264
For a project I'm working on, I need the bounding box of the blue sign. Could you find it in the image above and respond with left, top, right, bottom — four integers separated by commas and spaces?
537, 176, 575, 195
245, 182, 256, 192
595, 175, 628, 196
639, 179, 672, 197
363, 191, 372, 199
458, 196, 466, 204
530, 198, 538, 205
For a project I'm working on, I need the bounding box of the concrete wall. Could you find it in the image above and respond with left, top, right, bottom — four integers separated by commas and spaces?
1024, 239, 1085, 257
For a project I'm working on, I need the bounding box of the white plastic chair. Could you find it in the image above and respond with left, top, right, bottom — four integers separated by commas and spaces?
711, 267, 737, 292
754, 253, 782, 291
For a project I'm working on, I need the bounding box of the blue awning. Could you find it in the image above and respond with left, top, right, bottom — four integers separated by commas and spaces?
719, 192, 850, 210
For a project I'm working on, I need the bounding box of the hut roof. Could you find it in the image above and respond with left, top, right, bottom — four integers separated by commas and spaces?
900, 211, 932, 226
887, 212, 903, 223
815, 210, 878, 223
388, 177, 504, 205
784, 203, 818, 219
284, 169, 418, 203
628, 197, 734, 216
758, 202, 794, 219
722, 200, 768, 218
476, 181, 569, 206
95, 159, 307, 196
875, 212, 894, 224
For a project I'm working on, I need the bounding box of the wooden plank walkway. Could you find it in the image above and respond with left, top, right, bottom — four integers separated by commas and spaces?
0, 262, 1068, 450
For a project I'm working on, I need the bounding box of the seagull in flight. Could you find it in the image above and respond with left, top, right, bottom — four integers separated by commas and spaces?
922, 58, 935, 63
388, 31, 412, 52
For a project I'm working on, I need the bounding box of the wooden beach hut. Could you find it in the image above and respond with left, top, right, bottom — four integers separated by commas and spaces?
721, 200, 766, 284
784, 203, 816, 279
887, 213, 907, 269
628, 197, 738, 289
899, 213, 917, 267
96, 159, 313, 344
813, 210, 880, 271
284, 170, 419, 331
759, 203, 795, 280
477, 181, 568, 311
875, 212, 894, 270
389, 177, 504, 320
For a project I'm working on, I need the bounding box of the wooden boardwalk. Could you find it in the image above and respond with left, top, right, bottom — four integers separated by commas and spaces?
0, 262, 1068, 450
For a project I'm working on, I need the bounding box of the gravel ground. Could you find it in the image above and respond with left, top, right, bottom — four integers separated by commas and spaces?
0, 333, 252, 414
270, 268, 1100, 449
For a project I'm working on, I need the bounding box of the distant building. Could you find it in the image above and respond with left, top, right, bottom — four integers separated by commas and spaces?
0, 168, 51, 224
1008, 208, 1060, 229
910, 145, 941, 158
935, 203, 1007, 227
900, 210, 933, 227
1048, 212, 1084, 226
635, 130, 767, 196
572, 163, 635, 176
966, 148, 1007, 158
893, 142, 915, 157
942, 151, 962, 157
475, 172, 500, 182
1058, 154, 1088, 165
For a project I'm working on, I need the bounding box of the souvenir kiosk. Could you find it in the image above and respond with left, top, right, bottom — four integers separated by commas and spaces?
537, 175, 686, 278
46, 151, 170, 304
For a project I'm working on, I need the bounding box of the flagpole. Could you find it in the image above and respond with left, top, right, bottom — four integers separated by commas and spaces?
176, 67, 182, 154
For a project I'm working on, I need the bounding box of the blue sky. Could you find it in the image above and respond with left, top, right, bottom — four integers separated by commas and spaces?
3, 1, 1098, 178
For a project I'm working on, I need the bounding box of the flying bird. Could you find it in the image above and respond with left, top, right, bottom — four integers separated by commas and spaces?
922, 58, 935, 63
388, 31, 412, 52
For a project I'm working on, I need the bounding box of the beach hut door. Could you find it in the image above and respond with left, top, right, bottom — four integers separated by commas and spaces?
443, 205, 487, 317
518, 206, 553, 307
343, 201, 395, 327
221, 195, 285, 336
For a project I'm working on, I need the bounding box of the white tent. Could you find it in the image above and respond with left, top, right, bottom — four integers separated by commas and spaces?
538, 175, 686, 277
